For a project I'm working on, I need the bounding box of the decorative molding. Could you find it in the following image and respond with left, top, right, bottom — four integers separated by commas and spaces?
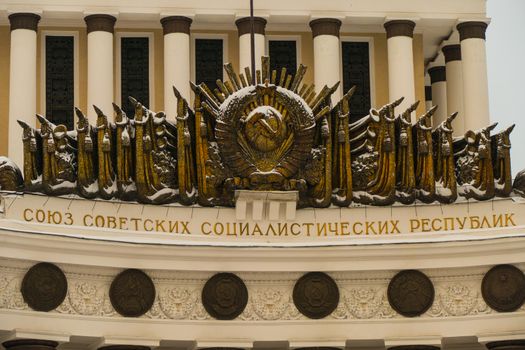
383, 20, 415, 39
84, 14, 116, 34
309, 18, 342, 38
457, 21, 488, 41
161, 16, 192, 35
8, 13, 41, 32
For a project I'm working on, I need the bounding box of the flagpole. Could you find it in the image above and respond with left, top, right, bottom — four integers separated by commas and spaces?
249, 0, 256, 85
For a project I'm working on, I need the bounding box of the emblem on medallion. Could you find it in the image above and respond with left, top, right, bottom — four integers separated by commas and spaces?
109, 269, 156, 317
387, 270, 434, 317
292, 272, 339, 319
481, 264, 525, 312
21, 262, 67, 312
201, 272, 248, 320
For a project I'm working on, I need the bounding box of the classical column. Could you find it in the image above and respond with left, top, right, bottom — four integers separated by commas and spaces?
7, 13, 40, 167
428, 63, 448, 126
309, 18, 342, 103
161, 16, 192, 118
3, 339, 58, 350
85, 14, 116, 123
236, 17, 267, 75
442, 43, 465, 135
384, 19, 416, 121
457, 21, 490, 131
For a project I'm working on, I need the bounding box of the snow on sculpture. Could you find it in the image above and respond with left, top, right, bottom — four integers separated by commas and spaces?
0, 56, 520, 206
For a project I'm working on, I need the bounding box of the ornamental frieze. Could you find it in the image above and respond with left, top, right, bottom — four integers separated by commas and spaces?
0, 261, 523, 321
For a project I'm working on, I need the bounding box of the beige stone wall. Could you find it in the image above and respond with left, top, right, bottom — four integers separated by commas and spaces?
0, 26, 10, 157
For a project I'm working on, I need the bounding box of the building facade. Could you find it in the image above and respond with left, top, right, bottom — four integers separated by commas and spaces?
0, 1, 524, 350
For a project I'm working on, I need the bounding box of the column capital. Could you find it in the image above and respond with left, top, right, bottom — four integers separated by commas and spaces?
428, 66, 446, 84
8, 13, 40, 32
442, 44, 462, 63
309, 18, 342, 38
457, 21, 488, 41
235, 17, 267, 36
161, 16, 192, 35
384, 20, 415, 39
84, 14, 117, 34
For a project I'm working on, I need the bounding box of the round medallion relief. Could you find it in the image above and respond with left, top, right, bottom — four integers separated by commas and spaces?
293, 272, 340, 319
387, 270, 434, 317
109, 269, 156, 317
481, 264, 525, 312
202, 273, 248, 320
21, 262, 67, 312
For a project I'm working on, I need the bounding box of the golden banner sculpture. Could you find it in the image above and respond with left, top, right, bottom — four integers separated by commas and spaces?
0, 57, 520, 207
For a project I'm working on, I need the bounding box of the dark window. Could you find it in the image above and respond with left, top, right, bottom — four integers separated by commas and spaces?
269, 40, 297, 79
342, 41, 371, 121
195, 39, 223, 92
121, 37, 149, 117
46, 36, 74, 130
